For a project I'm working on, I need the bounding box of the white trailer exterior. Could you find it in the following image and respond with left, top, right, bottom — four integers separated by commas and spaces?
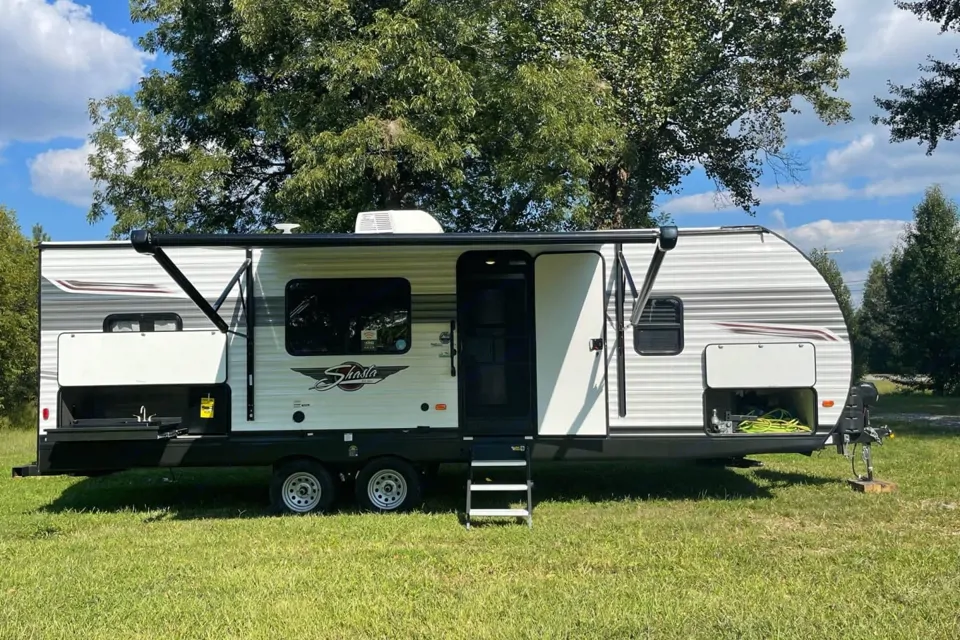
15, 212, 887, 522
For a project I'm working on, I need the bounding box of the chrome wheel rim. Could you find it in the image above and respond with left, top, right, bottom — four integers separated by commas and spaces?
367, 469, 407, 510
282, 472, 322, 512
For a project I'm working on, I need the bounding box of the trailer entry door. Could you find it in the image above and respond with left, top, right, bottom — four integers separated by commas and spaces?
456, 250, 536, 436
534, 252, 607, 436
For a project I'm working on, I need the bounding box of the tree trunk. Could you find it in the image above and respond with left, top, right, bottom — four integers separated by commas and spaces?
377, 177, 400, 210
590, 164, 630, 230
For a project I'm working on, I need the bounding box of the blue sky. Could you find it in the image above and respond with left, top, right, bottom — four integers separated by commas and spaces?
2, 0, 958, 301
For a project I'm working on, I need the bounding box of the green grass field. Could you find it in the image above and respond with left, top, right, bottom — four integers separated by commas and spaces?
870, 378, 960, 415
2, 400, 959, 639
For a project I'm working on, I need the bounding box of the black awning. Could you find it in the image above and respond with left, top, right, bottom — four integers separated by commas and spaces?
130, 226, 677, 253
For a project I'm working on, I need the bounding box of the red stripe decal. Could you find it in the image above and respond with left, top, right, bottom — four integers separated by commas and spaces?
715, 322, 840, 342
54, 279, 176, 295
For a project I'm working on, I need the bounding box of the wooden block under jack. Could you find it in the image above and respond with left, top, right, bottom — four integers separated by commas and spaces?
847, 478, 897, 493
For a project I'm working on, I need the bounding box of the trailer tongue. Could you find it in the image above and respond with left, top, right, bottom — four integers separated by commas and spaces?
835, 382, 896, 492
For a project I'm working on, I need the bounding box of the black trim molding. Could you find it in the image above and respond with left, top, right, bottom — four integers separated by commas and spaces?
613, 243, 627, 418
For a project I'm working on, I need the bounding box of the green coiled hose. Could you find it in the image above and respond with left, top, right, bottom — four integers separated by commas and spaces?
737, 408, 812, 433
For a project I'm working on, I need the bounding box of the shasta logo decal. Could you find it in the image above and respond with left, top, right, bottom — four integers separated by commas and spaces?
292, 362, 408, 392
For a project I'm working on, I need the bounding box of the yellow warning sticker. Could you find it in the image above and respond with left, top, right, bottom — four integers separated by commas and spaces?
200, 397, 215, 419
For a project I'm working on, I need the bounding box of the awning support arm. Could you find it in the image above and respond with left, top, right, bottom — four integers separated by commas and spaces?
213, 257, 252, 313
133, 231, 249, 337
618, 250, 638, 300
630, 226, 679, 325
150, 247, 230, 333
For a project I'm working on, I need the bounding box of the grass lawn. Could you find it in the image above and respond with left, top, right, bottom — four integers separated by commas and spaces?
870, 378, 960, 415
2, 408, 959, 639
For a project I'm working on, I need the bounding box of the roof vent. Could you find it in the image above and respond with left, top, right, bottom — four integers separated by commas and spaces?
355, 209, 444, 234
274, 223, 301, 234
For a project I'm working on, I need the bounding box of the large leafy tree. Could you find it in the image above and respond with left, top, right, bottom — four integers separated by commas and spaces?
0, 205, 39, 417
808, 247, 865, 381
873, 1, 960, 153
571, 0, 850, 228
89, 0, 851, 237
886, 184, 960, 394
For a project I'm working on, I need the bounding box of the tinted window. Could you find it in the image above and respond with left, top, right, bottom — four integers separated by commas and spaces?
633, 297, 683, 356
104, 313, 182, 332
285, 278, 411, 356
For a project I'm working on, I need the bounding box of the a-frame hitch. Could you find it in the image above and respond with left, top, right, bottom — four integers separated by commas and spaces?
836, 381, 896, 493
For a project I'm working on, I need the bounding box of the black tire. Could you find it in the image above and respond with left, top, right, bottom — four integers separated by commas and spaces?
269, 458, 336, 515
355, 456, 423, 513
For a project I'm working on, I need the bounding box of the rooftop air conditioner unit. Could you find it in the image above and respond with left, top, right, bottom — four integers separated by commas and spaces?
354, 209, 444, 234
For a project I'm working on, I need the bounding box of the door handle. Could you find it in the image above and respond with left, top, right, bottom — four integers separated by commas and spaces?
449, 320, 457, 377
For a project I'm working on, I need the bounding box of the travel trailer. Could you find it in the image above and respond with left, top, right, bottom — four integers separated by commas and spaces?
12, 210, 891, 527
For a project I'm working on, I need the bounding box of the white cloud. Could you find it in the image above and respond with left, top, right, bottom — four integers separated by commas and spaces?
665, 182, 859, 214
0, 0, 151, 144
781, 217, 908, 302
28, 137, 142, 207
768, 208, 786, 229
787, 0, 960, 144
816, 132, 960, 189
784, 218, 907, 259
664, 134, 960, 214
27, 141, 96, 207
661, 1, 960, 215
822, 133, 877, 174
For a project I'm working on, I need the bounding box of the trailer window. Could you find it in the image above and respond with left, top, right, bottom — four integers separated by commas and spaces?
104, 313, 182, 332
633, 297, 683, 356
285, 278, 412, 356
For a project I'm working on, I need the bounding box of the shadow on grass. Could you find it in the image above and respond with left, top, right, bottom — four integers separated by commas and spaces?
37, 460, 839, 522
853, 389, 960, 439
870, 423, 960, 439
866, 408, 960, 439
871, 392, 960, 419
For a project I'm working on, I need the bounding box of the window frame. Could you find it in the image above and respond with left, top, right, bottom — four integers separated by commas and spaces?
103, 312, 183, 333
632, 296, 684, 356
284, 276, 413, 357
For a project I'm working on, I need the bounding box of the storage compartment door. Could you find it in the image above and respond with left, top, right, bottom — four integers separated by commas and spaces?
705, 342, 816, 389
58, 330, 227, 387
535, 252, 607, 436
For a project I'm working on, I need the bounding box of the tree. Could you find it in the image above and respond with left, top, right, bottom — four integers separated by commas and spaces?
88, 0, 851, 237
886, 184, 960, 394
0, 205, 39, 416
808, 247, 865, 381
32, 224, 51, 243
872, 1, 960, 153
855, 257, 902, 374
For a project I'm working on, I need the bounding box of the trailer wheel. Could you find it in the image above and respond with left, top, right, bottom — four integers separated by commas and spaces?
356, 457, 422, 513
270, 459, 336, 515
